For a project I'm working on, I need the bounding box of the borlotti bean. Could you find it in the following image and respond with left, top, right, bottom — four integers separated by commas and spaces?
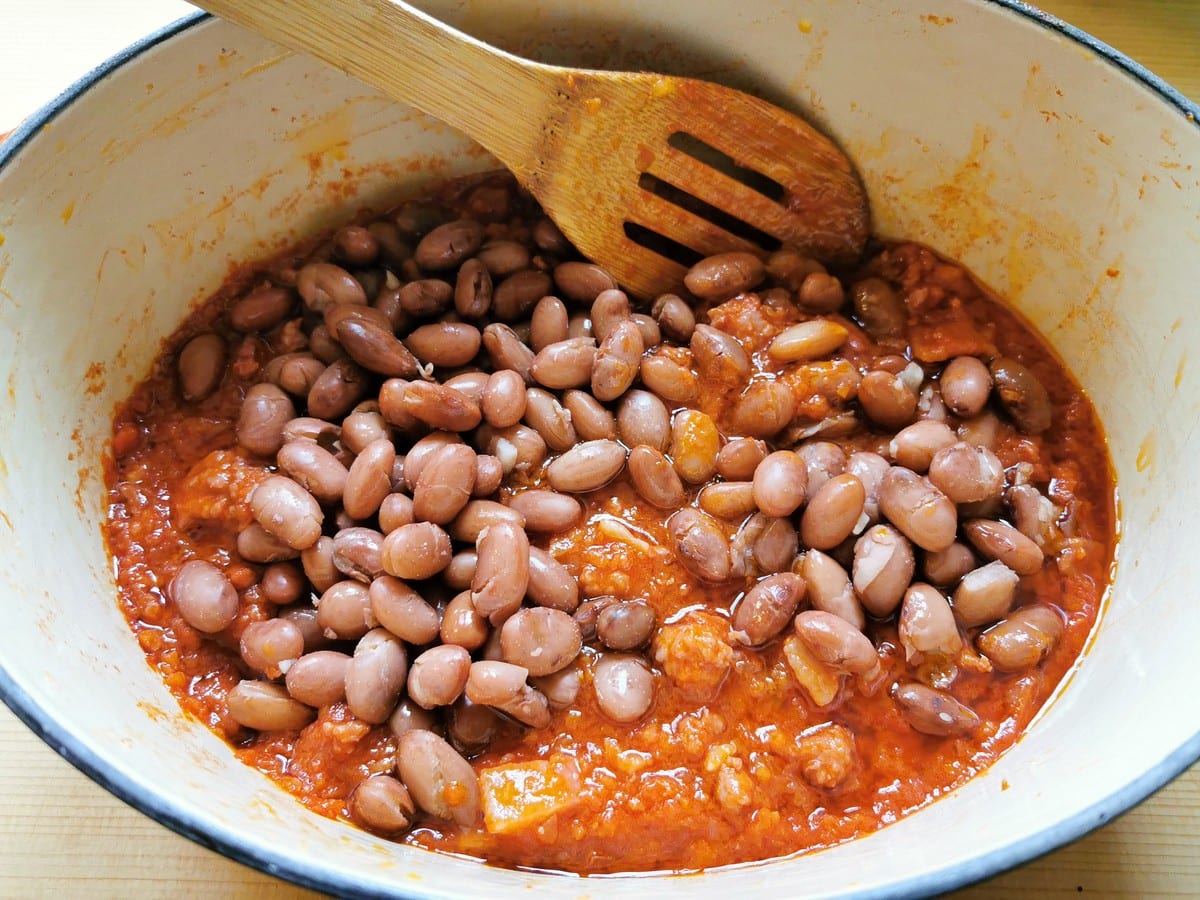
107, 171, 1114, 871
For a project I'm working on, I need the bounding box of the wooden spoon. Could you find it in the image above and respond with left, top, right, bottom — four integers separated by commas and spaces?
195, 0, 869, 298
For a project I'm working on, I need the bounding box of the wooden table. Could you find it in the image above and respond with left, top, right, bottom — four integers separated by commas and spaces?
1, 2, 1197, 896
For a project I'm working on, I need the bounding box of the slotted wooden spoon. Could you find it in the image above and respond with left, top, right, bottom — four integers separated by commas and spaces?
196, 0, 869, 298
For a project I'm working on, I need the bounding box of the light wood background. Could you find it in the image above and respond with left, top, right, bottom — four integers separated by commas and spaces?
1, 1, 1197, 896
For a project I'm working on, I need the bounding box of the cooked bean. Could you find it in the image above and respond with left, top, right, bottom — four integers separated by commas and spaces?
284, 650, 351, 707
465, 660, 550, 727
374, 285, 407, 331
952, 560, 1020, 627
337, 405, 390, 456
492, 270, 553, 321
259, 561, 305, 605
596, 600, 656, 651
317, 580, 377, 640
178, 333, 226, 401
668, 508, 732, 582
404, 322, 482, 368
507, 490, 583, 533
888, 421, 957, 473
328, 305, 421, 377
730, 378, 796, 438
802, 474, 866, 550
394, 380, 482, 432
651, 293, 696, 343
572, 597, 617, 643
348, 774, 415, 835
685, 252, 765, 301
1009, 483, 1058, 546
751, 514, 800, 574
307, 323, 346, 365
851, 277, 906, 340
768, 319, 849, 362
467, 454, 501, 498
562, 390, 616, 441
271, 354, 327, 398
367, 575, 439, 645
752, 451, 808, 517
308, 358, 369, 421
481, 323, 535, 383
523, 387, 577, 451
450, 500, 525, 543
277, 440, 348, 505
892, 682, 980, 736
977, 605, 1064, 671
481, 369, 528, 428
532, 666, 582, 709
640, 353, 699, 404
591, 320, 644, 401
766, 247, 825, 290
443, 551, 477, 592
445, 699, 498, 753
472, 521, 530, 624
793, 610, 878, 675
330, 527, 385, 583
878, 467, 957, 552
690, 324, 751, 385
297, 261, 366, 312
344, 628, 407, 724
237, 523, 301, 564
669, 409, 720, 484
412, 443, 476, 525
236, 383, 295, 457
454, 257, 493, 319
797, 442, 847, 496
396, 729, 479, 826
389, 697, 439, 739
963, 519, 1044, 575
845, 451, 889, 525
398, 279, 454, 317
715, 438, 768, 481
300, 536, 338, 593
990, 357, 1052, 434
530, 295, 569, 351
407, 645, 471, 709
530, 337, 596, 390
630, 313, 661, 348
584, 290, 630, 346
859, 370, 918, 429
898, 583, 962, 664
414, 219, 484, 271
227, 681, 315, 732
939, 356, 991, 417
527, 547, 579, 612
851, 524, 916, 617
400, 433, 459, 489
797, 271, 846, 313
957, 411, 1002, 450
593, 654, 655, 723
440, 590, 490, 650
381, 522, 452, 580
279, 603, 331, 653
731, 573, 806, 647
696, 481, 756, 519
924, 541, 977, 586
230, 284, 295, 333
240, 619, 305, 678
281, 416, 340, 447
501, 607, 583, 675
567, 313, 593, 338
554, 261, 618, 304
341, 438, 394, 520
169, 560, 239, 634
478, 239, 532, 277
927, 443, 1004, 505
250, 475, 323, 550
617, 390, 671, 451
802, 550, 865, 630
546, 440, 627, 493
628, 446, 686, 510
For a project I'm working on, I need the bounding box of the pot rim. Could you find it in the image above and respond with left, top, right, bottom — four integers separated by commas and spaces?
0, 5, 1197, 897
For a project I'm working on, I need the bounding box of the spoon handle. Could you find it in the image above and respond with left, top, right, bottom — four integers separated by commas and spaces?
196, 0, 556, 176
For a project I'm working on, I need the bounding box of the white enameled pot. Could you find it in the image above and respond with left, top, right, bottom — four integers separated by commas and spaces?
0, 3, 1197, 896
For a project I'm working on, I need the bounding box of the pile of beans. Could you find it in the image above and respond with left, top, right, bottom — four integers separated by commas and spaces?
146, 171, 1086, 840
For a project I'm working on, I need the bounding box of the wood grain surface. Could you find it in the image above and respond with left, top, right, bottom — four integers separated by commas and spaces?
1, 1, 1197, 897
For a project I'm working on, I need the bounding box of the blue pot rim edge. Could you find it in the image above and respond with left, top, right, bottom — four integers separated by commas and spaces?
0, 5, 1197, 897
